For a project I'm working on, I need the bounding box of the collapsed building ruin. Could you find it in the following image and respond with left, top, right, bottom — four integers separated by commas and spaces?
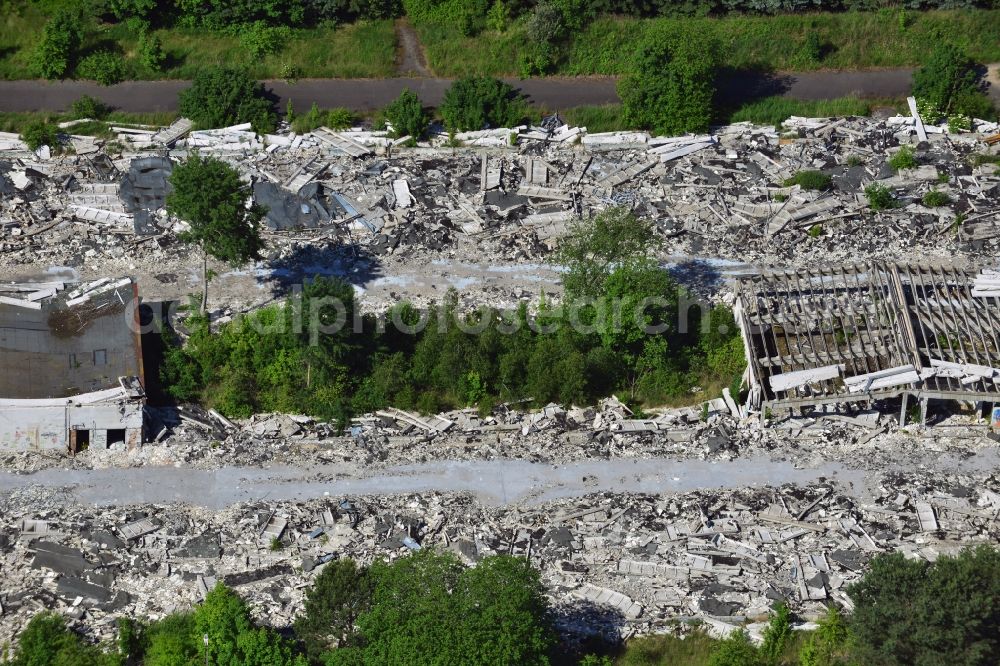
736, 263, 1000, 424
0, 277, 145, 452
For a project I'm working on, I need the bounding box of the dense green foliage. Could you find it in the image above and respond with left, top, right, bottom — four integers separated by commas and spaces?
847, 546, 1000, 665
618, 32, 716, 135
294, 560, 374, 661
6, 612, 114, 665
413, 9, 1000, 79
177, 66, 276, 132
383, 89, 428, 139
332, 551, 556, 665
782, 171, 832, 191
166, 154, 266, 313
912, 43, 991, 121
31, 9, 83, 79
162, 208, 745, 419
69, 95, 111, 120
19, 119, 60, 151
75, 50, 127, 85
439, 76, 525, 131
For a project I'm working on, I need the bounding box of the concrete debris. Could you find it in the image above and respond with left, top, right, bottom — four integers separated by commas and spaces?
0, 113, 994, 319
2, 454, 1000, 646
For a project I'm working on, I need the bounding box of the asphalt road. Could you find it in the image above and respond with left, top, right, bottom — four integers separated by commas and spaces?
0, 69, 934, 114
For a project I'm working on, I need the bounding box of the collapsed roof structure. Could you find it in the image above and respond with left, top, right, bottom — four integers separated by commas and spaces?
736, 263, 1000, 422
0, 277, 145, 452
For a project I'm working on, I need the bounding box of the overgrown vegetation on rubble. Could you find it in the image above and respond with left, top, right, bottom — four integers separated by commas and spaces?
160, 208, 746, 421
8, 546, 1000, 665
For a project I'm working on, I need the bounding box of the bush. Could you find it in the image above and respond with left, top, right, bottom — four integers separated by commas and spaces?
888, 145, 918, 171
864, 183, 895, 210
783, 170, 832, 190
799, 606, 849, 666
32, 9, 83, 80
801, 30, 822, 63
526, 1, 566, 44
137, 31, 165, 71
384, 88, 428, 139
948, 113, 972, 132
912, 43, 985, 118
618, 30, 716, 136
325, 107, 354, 129
21, 120, 60, 151
808, 224, 823, 237
239, 21, 291, 59
291, 103, 355, 133
69, 95, 110, 120
485, 0, 509, 31
178, 66, 276, 133
922, 189, 951, 207
439, 76, 524, 131
76, 50, 127, 85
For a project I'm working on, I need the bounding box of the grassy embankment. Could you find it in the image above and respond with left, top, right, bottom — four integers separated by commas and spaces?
0, 5, 396, 80
415, 9, 1000, 77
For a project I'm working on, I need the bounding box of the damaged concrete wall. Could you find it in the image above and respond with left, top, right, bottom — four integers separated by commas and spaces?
0, 400, 143, 451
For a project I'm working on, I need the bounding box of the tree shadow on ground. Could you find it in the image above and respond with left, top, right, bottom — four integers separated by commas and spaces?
550, 599, 627, 665
668, 258, 725, 295
259, 241, 385, 300
714, 66, 794, 121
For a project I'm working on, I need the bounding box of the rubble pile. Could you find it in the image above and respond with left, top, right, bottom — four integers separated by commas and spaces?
2, 466, 999, 646
0, 113, 997, 294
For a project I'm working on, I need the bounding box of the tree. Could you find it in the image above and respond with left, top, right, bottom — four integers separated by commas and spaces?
143, 613, 199, 666
166, 154, 266, 314
194, 583, 305, 666
618, 31, 716, 135
912, 43, 987, 119
454, 553, 556, 663
440, 76, 524, 131
383, 89, 428, 140
178, 66, 276, 133
335, 550, 556, 665
848, 545, 1000, 666
553, 207, 661, 300
759, 603, 793, 666
32, 9, 83, 80
295, 559, 374, 660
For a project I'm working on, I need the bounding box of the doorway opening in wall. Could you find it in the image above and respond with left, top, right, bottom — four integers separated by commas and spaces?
107, 429, 126, 447
75, 429, 90, 451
